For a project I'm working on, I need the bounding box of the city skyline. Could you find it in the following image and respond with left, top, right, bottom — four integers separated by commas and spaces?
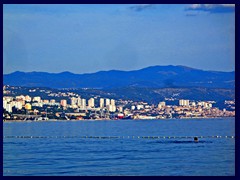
3, 85, 235, 121
3, 4, 235, 74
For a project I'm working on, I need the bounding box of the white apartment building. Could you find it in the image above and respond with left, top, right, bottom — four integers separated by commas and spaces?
110, 99, 115, 106
6, 103, 12, 113
60, 99, 67, 107
81, 99, 86, 109
107, 104, 116, 112
179, 99, 189, 106
105, 99, 110, 106
88, 98, 95, 108
100, 98, 104, 108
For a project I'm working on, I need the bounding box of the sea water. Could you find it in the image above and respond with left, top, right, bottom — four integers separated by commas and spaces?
3, 118, 235, 176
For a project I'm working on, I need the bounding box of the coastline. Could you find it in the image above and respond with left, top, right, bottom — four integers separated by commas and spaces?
3, 116, 235, 122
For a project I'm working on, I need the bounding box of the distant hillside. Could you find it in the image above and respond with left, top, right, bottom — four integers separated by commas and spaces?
106, 87, 235, 104
3, 65, 235, 89
3, 86, 235, 108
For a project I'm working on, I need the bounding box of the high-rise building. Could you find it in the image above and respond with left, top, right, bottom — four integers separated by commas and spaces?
110, 99, 116, 112
100, 98, 104, 108
88, 98, 95, 108
71, 97, 77, 106
107, 105, 116, 112
81, 99, 86, 109
77, 97, 81, 107
106, 99, 110, 106
6, 103, 12, 113
179, 99, 189, 106
60, 100, 67, 107
3, 99, 7, 110
111, 105, 116, 112
15, 101, 23, 110
110, 99, 115, 106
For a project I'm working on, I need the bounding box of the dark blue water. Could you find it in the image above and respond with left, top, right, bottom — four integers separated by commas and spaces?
3, 118, 235, 176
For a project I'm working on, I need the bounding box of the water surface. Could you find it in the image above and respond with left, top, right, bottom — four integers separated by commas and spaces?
3, 118, 235, 176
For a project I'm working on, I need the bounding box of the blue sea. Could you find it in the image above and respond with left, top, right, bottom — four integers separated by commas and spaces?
3, 118, 235, 176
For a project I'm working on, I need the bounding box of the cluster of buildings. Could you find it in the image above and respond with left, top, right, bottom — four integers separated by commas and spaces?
3, 90, 235, 121
63, 97, 117, 112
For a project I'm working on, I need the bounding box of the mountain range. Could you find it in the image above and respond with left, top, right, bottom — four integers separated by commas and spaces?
3, 65, 235, 89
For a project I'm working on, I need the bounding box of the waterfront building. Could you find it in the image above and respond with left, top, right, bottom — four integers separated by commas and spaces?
60, 100, 67, 107
131, 105, 135, 110
77, 97, 81, 107
6, 103, 12, 113
107, 104, 116, 112
3, 100, 7, 110
81, 99, 86, 109
106, 98, 110, 106
110, 99, 115, 106
88, 98, 95, 108
14, 101, 23, 110
100, 98, 104, 108
112, 105, 116, 112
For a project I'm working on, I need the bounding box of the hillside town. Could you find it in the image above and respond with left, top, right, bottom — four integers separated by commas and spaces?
3, 85, 235, 121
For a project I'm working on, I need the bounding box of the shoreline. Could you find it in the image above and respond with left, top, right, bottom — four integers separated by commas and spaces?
3, 116, 235, 122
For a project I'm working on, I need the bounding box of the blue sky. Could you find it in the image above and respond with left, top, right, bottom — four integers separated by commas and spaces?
3, 4, 235, 74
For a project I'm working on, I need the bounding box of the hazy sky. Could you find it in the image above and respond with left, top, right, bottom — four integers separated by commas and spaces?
3, 4, 235, 74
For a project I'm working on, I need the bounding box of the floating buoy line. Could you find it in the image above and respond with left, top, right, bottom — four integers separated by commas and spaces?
3, 135, 235, 139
